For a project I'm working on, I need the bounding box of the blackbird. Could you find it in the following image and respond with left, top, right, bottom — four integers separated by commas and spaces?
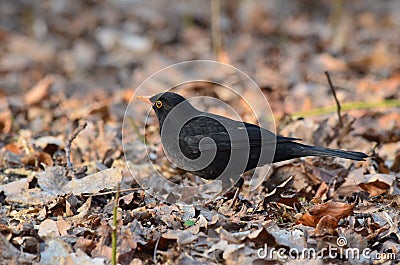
138, 92, 367, 185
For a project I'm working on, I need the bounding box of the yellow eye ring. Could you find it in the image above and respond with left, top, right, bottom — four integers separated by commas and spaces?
155, 100, 162, 108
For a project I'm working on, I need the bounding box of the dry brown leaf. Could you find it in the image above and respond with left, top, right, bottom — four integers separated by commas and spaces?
314, 182, 328, 199
246, 227, 277, 248
75, 196, 92, 219
217, 49, 230, 64
206, 240, 247, 261
91, 223, 113, 260
333, 167, 364, 199
63, 249, 106, 265
21, 151, 53, 167
3, 143, 24, 155
38, 219, 60, 238
122, 89, 135, 103
24, 75, 54, 106
315, 53, 347, 72
297, 201, 354, 227
309, 201, 354, 219
0, 110, 12, 134
0, 96, 12, 134
356, 174, 395, 196
56, 219, 71, 236
358, 180, 390, 197
296, 213, 317, 227
313, 215, 338, 236
74, 237, 97, 254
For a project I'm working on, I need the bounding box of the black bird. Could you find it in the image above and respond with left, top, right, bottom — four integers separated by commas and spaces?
138, 92, 367, 187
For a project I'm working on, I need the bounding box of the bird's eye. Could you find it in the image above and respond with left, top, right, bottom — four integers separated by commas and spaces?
155, 100, 162, 108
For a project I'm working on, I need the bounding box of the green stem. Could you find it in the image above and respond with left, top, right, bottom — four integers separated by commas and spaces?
111, 183, 120, 265
128, 116, 147, 144
291, 99, 400, 119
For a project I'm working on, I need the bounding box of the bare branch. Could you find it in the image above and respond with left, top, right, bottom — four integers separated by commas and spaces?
66, 121, 88, 172
324, 71, 343, 128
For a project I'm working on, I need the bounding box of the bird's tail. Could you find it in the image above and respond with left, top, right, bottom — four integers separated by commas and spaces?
274, 142, 368, 162
296, 143, 368, 161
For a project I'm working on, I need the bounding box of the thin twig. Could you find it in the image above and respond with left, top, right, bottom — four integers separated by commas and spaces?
211, 0, 222, 59
66, 121, 88, 171
153, 233, 161, 263
111, 183, 120, 265
229, 187, 240, 208
324, 71, 343, 127
82, 187, 144, 197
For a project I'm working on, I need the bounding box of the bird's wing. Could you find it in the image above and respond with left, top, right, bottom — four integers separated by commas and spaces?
178, 115, 299, 153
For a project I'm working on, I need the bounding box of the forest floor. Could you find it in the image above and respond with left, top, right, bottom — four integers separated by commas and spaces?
0, 1, 399, 264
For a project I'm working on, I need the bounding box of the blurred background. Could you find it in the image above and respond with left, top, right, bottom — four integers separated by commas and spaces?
1, 0, 399, 116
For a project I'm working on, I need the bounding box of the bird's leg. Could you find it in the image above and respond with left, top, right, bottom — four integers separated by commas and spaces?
229, 177, 244, 208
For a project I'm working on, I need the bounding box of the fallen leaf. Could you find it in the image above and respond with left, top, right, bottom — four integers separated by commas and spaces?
313, 215, 338, 236
314, 53, 347, 72
314, 182, 328, 200
162, 229, 198, 245
56, 219, 71, 236
24, 75, 54, 106
2, 167, 121, 205
359, 180, 390, 197
297, 201, 354, 227
266, 223, 305, 250
0, 97, 12, 134
38, 167, 122, 196
63, 249, 105, 265
74, 237, 97, 254
3, 143, 24, 155
21, 151, 53, 168
357, 174, 395, 196
38, 219, 60, 238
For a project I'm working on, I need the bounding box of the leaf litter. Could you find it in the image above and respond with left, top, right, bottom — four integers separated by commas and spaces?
0, 1, 399, 264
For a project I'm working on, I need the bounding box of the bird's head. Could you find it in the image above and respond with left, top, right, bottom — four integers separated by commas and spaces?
137, 92, 198, 127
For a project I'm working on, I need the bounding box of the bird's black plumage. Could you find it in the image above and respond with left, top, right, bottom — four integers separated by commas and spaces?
140, 92, 368, 182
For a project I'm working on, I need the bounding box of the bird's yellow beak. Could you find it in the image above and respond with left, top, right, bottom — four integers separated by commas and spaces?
137, 96, 152, 105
